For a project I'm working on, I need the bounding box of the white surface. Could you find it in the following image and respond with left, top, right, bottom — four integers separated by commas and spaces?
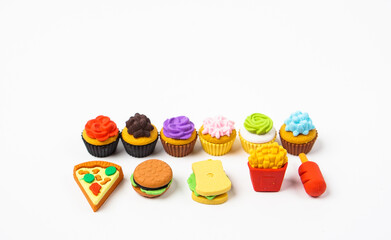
0, 1, 390, 239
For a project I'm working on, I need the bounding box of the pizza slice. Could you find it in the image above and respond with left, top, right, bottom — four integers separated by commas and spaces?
73, 161, 124, 212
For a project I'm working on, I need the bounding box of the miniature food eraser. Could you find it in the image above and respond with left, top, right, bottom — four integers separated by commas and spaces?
131, 159, 173, 198
187, 159, 231, 205
298, 153, 326, 197
82, 116, 120, 157
74, 161, 124, 212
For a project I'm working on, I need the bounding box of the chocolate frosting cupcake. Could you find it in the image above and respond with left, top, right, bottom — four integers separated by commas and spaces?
126, 113, 154, 138
121, 113, 158, 158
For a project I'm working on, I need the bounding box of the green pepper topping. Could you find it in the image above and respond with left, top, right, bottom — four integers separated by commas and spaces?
105, 166, 117, 176
83, 174, 95, 183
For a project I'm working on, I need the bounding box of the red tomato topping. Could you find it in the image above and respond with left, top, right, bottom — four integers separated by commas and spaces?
89, 182, 102, 196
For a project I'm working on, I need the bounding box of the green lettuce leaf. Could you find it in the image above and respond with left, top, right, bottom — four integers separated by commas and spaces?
131, 174, 171, 195
187, 173, 216, 200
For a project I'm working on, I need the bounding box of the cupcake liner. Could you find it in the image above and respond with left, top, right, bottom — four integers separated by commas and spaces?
160, 135, 197, 157
279, 130, 318, 156
199, 136, 235, 156
121, 137, 158, 158
82, 134, 120, 158
239, 132, 277, 154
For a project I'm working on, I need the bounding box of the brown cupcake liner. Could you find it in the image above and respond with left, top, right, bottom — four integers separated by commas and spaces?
121, 137, 158, 158
82, 134, 120, 158
160, 134, 197, 157
279, 130, 318, 156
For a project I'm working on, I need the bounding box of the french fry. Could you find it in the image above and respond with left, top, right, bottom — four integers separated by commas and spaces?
248, 142, 287, 169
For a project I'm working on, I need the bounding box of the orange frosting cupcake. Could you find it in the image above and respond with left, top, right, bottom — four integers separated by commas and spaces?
82, 115, 120, 158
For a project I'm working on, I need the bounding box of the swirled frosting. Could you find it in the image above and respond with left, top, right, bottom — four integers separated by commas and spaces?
201, 116, 235, 139
85, 115, 118, 141
163, 116, 195, 140
244, 113, 273, 135
284, 111, 315, 136
126, 113, 154, 138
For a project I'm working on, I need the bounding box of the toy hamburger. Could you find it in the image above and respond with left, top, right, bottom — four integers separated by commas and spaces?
187, 159, 231, 205
131, 159, 173, 198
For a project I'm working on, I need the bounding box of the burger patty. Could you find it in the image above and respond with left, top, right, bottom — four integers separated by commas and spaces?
133, 177, 171, 191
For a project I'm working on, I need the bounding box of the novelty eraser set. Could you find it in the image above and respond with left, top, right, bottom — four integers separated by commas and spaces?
75, 112, 326, 212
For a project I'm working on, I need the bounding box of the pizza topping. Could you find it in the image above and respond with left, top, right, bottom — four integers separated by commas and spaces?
95, 175, 102, 181
83, 174, 95, 183
92, 169, 100, 174
105, 166, 117, 176
101, 178, 111, 185
89, 183, 102, 196
78, 170, 89, 175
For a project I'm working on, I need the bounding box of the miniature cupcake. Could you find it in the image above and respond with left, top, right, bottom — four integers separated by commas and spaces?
198, 116, 236, 156
239, 113, 277, 154
160, 116, 197, 157
82, 115, 120, 157
279, 111, 317, 155
121, 113, 158, 158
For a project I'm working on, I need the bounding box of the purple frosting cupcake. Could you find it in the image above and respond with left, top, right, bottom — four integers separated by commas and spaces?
160, 116, 197, 157
163, 116, 195, 140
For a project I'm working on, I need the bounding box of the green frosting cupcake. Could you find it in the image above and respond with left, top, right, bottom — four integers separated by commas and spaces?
244, 113, 273, 135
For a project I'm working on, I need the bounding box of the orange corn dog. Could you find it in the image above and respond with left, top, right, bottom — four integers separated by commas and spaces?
298, 153, 326, 197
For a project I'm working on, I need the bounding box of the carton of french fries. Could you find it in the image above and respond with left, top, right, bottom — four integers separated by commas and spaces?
247, 142, 288, 192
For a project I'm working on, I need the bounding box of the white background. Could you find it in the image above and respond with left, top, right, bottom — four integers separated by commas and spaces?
1, 0, 390, 239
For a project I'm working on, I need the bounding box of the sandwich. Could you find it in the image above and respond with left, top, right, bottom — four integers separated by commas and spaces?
187, 159, 231, 204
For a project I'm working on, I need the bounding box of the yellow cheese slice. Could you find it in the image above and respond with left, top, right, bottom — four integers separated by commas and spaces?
192, 159, 231, 196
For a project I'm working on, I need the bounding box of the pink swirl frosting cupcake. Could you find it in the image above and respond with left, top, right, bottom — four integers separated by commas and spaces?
199, 116, 237, 156
201, 116, 235, 139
